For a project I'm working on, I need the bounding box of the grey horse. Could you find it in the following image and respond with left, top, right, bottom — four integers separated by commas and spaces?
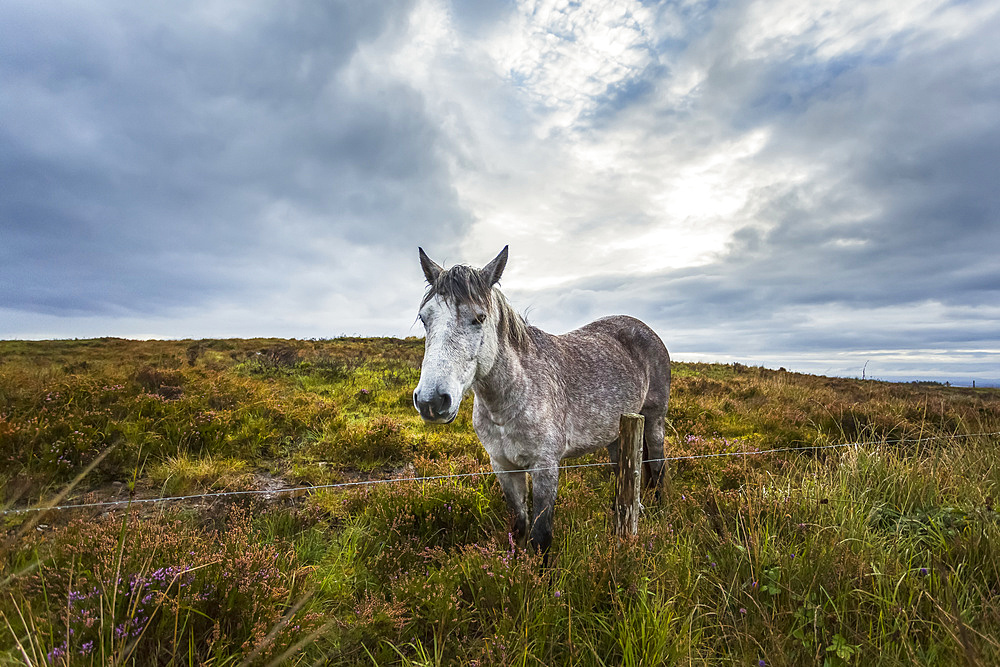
412, 246, 670, 555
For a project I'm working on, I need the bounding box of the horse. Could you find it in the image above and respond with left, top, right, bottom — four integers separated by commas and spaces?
412, 246, 671, 556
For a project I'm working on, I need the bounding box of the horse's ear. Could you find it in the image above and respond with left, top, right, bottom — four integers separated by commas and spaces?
482, 245, 509, 286
418, 247, 443, 284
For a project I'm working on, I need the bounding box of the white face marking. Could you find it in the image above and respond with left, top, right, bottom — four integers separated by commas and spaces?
413, 293, 498, 423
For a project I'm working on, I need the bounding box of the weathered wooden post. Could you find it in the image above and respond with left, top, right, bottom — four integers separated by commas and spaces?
614, 413, 644, 537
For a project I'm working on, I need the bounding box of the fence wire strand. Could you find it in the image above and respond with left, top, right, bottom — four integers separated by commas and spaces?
3, 431, 998, 517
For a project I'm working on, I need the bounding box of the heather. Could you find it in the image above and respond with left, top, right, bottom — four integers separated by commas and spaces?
2, 337, 999, 665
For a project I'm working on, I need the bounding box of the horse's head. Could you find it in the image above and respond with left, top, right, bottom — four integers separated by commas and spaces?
413, 246, 508, 423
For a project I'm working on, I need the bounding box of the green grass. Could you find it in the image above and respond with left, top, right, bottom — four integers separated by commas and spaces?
1, 338, 999, 664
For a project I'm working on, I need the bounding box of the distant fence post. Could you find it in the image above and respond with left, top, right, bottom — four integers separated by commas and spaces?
614, 413, 644, 538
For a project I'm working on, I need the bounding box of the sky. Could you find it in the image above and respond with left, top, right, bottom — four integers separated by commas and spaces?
2, 0, 999, 385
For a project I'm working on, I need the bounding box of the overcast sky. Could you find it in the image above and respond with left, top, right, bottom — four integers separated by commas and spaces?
2, 0, 998, 384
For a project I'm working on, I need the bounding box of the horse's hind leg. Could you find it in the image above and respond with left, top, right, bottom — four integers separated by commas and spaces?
528, 464, 559, 563
492, 458, 529, 548
641, 410, 666, 498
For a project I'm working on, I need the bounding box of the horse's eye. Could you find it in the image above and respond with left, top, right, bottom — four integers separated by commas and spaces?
472, 313, 486, 326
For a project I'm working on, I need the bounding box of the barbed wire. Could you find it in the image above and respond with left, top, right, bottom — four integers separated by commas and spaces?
3, 431, 997, 517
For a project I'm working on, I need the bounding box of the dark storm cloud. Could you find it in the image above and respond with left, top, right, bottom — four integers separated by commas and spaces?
728, 24, 1000, 312
0, 1, 470, 318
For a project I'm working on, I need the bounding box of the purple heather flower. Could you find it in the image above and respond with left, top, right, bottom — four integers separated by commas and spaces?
740, 608, 747, 615
759, 661, 766, 667
920, 567, 929, 576
554, 590, 561, 598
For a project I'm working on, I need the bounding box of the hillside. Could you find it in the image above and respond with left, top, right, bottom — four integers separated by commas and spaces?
2, 337, 999, 665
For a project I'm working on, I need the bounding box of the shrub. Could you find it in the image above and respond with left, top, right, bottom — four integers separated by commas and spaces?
6, 505, 320, 665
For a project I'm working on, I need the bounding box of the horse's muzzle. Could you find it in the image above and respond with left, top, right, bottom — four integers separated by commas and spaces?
413, 389, 456, 423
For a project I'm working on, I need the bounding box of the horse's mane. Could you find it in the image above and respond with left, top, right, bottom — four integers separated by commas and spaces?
422, 264, 530, 350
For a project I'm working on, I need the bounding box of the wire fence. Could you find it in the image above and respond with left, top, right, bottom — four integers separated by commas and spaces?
3, 431, 998, 517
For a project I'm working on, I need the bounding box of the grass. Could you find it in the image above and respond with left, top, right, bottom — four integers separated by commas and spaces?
1, 337, 999, 664
148, 454, 254, 496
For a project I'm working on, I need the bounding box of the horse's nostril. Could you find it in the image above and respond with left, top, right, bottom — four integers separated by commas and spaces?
414, 390, 453, 420
428, 392, 452, 418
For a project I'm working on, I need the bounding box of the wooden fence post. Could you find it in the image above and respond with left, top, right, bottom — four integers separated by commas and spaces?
614, 413, 644, 537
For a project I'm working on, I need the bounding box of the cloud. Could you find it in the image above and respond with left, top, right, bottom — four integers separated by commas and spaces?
447, 0, 1000, 382
1, 0, 998, 384
0, 0, 470, 320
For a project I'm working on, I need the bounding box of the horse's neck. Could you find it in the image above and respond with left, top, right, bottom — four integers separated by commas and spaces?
473, 332, 537, 420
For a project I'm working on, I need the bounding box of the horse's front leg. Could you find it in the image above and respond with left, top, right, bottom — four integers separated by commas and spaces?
528, 462, 559, 558
492, 457, 529, 548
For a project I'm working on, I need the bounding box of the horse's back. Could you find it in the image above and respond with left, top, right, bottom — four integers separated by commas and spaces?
572, 315, 670, 406
576, 316, 669, 366
547, 316, 669, 454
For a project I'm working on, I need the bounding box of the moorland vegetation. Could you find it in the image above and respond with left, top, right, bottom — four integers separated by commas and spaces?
1, 337, 999, 665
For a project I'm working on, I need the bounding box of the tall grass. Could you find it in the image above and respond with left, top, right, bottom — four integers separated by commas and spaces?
1, 338, 998, 664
